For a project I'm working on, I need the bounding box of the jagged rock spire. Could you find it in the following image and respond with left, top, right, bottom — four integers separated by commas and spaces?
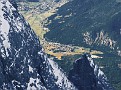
68, 54, 114, 90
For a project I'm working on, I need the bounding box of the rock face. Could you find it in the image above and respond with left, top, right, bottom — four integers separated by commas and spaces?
0, 0, 76, 90
68, 54, 114, 90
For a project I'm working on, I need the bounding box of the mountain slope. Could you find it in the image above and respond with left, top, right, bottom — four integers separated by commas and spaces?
45, 0, 121, 55
0, 0, 76, 89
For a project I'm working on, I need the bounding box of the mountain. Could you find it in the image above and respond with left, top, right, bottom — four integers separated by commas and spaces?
68, 54, 114, 90
0, 0, 114, 90
44, 0, 121, 89
45, 0, 121, 56
0, 0, 76, 89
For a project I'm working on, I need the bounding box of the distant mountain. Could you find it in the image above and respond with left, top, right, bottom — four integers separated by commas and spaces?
0, 0, 113, 90
45, 0, 121, 56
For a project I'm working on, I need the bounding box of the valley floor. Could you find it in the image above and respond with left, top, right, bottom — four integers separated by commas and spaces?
19, 2, 103, 60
